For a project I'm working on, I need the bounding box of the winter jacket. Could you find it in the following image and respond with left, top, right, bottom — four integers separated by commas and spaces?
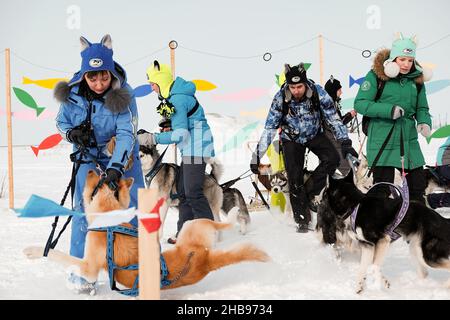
354, 49, 431, 169
154, 77, 215, 158
256, 81, 348, 158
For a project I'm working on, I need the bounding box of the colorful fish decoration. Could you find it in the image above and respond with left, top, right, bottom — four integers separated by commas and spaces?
13, 87, 46, 116
240, 107, 269, 120
212, 88, 268, 102
31, 133, 63, 156
340, 97, 355, 110
22, 77, 68, 89
218, 121, 260, 153
0, 109, 56, 120
425, 80, 450, 95
426, 125, 450, 144
15, 194, 84, 218
140, 197, 165, 233
349, 75, 365, 88
192, 79, 217, 91
133, 84, 153, 98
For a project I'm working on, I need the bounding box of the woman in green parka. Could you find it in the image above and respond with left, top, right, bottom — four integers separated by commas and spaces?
355, 33, 433, 202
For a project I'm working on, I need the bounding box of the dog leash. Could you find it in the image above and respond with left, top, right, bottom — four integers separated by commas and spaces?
43, 147, 107, 257
219, 169, 252, 191
144, 146, 169, 187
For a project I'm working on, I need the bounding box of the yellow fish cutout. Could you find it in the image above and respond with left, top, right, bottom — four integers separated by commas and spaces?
192, 79, 217, 91
239, 107, 268, 119
23, 77, 68, 89
266, 141, 285, 172
270, 191, 286, 213
420, 62, 437, 70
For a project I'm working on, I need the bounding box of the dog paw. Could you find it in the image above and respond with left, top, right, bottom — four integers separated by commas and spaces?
356, 282, 364, 294
23, 246, 44, 259
383, 277, 391, 289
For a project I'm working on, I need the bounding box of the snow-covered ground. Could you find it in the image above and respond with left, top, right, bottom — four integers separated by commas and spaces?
1, 116, 450, 300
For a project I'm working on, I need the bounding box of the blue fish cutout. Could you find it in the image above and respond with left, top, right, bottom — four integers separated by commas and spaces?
14, 194, 84, 218
349, 75, 365, 88
133, 84, 153, 98
425, 80, 450, 95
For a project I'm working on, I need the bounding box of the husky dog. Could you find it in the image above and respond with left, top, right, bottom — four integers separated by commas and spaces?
320, 171, 450, 294
139, 143, 250, 236
268, 170, 292, 217
24, 171, 269, 293
424, 165, 450, 195
222, 188, 251, 234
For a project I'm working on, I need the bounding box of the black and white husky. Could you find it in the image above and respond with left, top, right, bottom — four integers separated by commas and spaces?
139, 143, 251, 236
317, 172, 450, 294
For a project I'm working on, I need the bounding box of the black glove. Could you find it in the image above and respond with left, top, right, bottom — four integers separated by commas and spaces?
67, 126, 91, 148
342, 112, 354, 125
340, 139, 358, 159
250, 149, 260, 175
101, 168, 122, 191
158, 118, 172, 130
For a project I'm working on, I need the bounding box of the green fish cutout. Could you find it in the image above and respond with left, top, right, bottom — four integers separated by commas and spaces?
340, 97, 355, 110
13, 87, 45, 116
426, 124, 450, 144
219, 121, 260, 154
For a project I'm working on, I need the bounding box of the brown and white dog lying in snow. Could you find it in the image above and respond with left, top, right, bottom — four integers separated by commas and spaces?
23, 170, 269, 293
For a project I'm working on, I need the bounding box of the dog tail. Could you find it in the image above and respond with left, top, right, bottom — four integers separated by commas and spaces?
207, 157, 224, 182
208, 243, 270, 272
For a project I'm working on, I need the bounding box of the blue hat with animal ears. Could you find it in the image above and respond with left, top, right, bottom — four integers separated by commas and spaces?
68, 34, 125, 89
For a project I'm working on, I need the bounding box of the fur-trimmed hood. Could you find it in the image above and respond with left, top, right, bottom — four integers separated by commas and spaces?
372, 48, 429, 84
53, 78, 132, 113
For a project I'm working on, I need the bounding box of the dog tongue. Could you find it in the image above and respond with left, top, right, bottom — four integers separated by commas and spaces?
140, 198, 165, 233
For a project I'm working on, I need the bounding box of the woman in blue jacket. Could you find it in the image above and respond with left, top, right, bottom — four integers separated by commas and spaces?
138, 61, 215, 239
54, 35, 144, 262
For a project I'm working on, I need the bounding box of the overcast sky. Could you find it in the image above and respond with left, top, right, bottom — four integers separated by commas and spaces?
1, 0, 449, 145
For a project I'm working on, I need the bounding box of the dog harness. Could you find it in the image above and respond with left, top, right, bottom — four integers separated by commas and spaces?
90, 225, 171, 296
350, 176, 409, 242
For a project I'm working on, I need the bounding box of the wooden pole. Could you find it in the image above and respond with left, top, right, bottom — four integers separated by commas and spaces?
169, 40, 178, 164
5, 48, 14, 209
138, 188, 161, 300
318, 34, 324, 86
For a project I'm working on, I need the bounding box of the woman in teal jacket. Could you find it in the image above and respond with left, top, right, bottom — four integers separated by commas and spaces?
138, 61, 215, 238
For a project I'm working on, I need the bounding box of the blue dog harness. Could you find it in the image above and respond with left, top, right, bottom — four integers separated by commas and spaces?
90, 225, 171, 296
351, 176, 409, 242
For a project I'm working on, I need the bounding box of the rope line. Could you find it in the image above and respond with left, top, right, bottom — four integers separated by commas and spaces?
4, 33, 449, 72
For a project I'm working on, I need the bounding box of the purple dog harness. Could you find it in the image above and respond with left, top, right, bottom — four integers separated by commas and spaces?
351, 176, 409, 242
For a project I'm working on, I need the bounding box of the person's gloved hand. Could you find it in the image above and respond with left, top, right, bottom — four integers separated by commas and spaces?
342, 110, 357, 125
158, 118, 172, 132
67, 126, 91, 148
137, 128, 149, 135
137, 130, 156, 146
102, 168, 122, 191
250, 150, 260, 175
391, 105, 404, 120
340, 139, 358, 159
417, 123, 431, 138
